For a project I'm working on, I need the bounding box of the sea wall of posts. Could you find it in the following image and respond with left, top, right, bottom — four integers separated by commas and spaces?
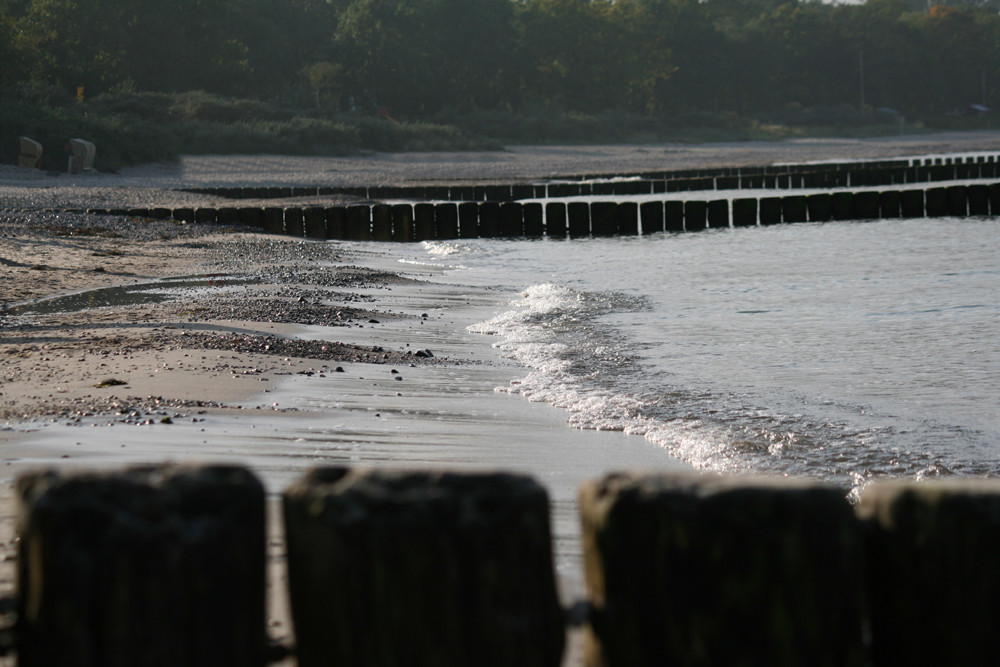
14, 464, 1000, 666
74, 153, 1000, 240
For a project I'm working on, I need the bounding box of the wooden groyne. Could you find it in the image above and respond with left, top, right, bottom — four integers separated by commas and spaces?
13, 464, 1000, 666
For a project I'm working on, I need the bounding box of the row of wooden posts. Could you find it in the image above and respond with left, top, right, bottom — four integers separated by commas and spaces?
83, 181, 1000, 240
179, 153, 1000, 202
15, 465, 1000, 666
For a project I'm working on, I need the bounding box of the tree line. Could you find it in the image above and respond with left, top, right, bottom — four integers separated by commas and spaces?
2, 0, 999, 122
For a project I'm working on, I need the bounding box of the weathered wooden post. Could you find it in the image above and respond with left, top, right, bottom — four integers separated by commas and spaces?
568, 202, 590, 238
856, 479, 1000, 666
545, 202, 567, 239
284, 207, 304, 237
371, 204, 393, 241
854, 192, 880, 220
664, 201, 684, 232
414, 203, 436, 241
17, 465, 267, 667
304, 207, 326, 238
706, 199, 729, 228
683, 200, 707, 231
782, 195, 808, 223
968, 184, 990, 216
435, 203, 459, 240
579, 473, 866, 667
499, 202, 524, 237
590, 202, 619, 237
390, 204, 413, 242
523, 203, 545, 237
326, 206, 347, 240
195, 207, 217, 224
731, 198, 757, 227
346, 205, 372, 241
458, 202, 479, 238
216, 207, 240, 225
616, 202, 639, 236
283, 468, 566, 667
945, 185, 969, 216
479, 202, 501, 238
639, 201, 664, 235
879, 191, 901, 219
173, 207, 196, 224
806, 193, 832, 222
759, 197, 782, 225
831, 192, 856, 220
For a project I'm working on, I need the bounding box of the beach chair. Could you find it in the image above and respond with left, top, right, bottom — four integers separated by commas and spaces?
18, 136, 43, 169
67, 138, 96, 173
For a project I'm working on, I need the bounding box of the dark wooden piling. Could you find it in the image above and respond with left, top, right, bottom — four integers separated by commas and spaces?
304, 207, 326, 238
195, 207, 217, 224
900, 189, 925, 218
17, 465, 267, 667
879, 191, 901, 219
414, 203, 436, 241
925, 187, 948, 217
664, 201, 684, 232
435, 203, 460, 239
731, 198, 757, 227
523, 203, 545, 237
759, 197, 782, 225
173, 207, 196, 224
238, 208, 263, 230
261, 207, 284, 234
546, 202, 568, 239
856, 480, 1000, 666
458, 202, 480, 238
217, 207, 240, 225
284, 207, 304, 237
616, 202, 639, 236
968, 184, 990, 215
639, 202, 664, 235
706, 199, 729, 228
579, 473, 866, 667
479, 202, 501, 238
283, 468, 565, 667
500, 202, 524, 237
806, 194, 833, 222
945, 185, 969, 216
591, 202, 619, 237
831, 192, 856, 220
390, 204, 413, 242
683, 201, 707, 231
568, 202, 590, 238
346, 205, 372, 241
854, 192, 880, 220
781, 196, 808, 223
371, 205, 393, 241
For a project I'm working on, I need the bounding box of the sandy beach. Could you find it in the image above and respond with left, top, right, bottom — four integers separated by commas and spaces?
4, 131, 1000, 663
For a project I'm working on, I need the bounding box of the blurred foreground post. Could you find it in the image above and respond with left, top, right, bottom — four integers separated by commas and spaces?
857, 479, 1000, 666
17, 465, 267, 667
283, 467, 565, 667
579, 472, 866, 667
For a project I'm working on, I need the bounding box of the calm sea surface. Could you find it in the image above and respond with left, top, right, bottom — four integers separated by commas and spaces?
391, 217, 999, 494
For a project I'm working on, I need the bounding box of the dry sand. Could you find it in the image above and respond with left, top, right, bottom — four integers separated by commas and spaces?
3, 131, 1000, 663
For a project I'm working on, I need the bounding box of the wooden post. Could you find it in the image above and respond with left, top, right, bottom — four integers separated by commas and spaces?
616, 202, 639, 236
639, 202, 664, 235
17, 465, 267, 667
499, 202, 524, 238
391, 204, 413, 242
664, 201, 684, 232
683, 201, 707, 231
284, 207, 304, 237
857, 480, 1000, 666
283, 468, 565, 667
759, 197, 782, 225
545, 203, 567, 239
479, 202, 501, 238
414, 204, 436, 241
371, 205, 393, 241
579, 473, 866, 667
344, 205, 371, 241
879, 191, 901, 219
706, 199, 729, 228
968, 185, 990, 216
326, 207, 347, 240
458, 202, 479, 239
831, 192, 856, 220
806, 194, 832, 222
568, 202, 590, 238
435, 203, 460, 240
782, 196, 808, 223
590, 202, 619, 237
854, 192, 880, 220
731, 199, 757, 227
304, 207, 327, 238
523, 203, 545, 237
945, 186, 969, 217
261, 207, 284, 234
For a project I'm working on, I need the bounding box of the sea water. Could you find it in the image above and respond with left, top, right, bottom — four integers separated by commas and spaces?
391, 217, 1000, 495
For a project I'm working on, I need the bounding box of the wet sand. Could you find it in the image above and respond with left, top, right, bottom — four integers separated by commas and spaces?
4, 132, 1000, 663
